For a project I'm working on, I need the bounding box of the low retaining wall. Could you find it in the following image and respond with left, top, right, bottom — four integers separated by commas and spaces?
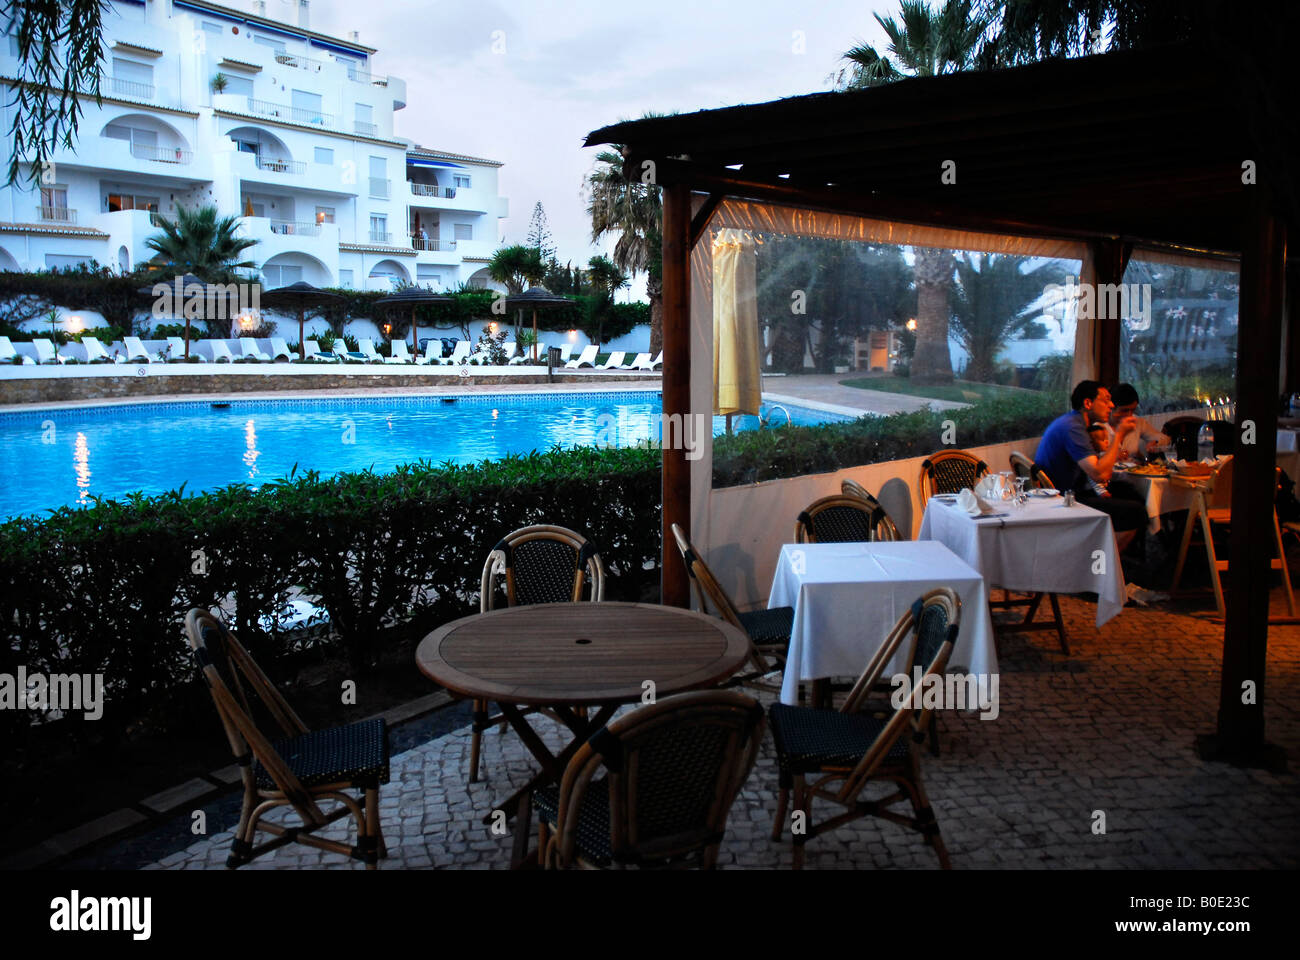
0, 368, 658, 404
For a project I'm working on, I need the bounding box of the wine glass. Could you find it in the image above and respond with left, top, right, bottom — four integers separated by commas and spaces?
1014, 476, 1028, 506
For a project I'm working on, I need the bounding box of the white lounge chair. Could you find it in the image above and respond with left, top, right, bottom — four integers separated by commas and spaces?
357, 338, 386, 363
269, 337, 298, 362
0, 336, 34, 365
165, 336, 206, 361
32, 338, 67, 364
331, 341, 363, 363
597, 351, 626, 371
510, 342, 543, 365
303, 339, 335, 362
444, 340, 472, 365
565, 344, 599, 369
624, 352, 652, 371
79, 336, 122, 364
416, 340, 443, 365
123, 336, 154, 363
386, 341, 414, 364
555, 343, 574, 364
208, 340, 236, 363
240, 338, 272, 362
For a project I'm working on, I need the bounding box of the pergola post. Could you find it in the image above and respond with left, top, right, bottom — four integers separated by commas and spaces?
660, 182, 692, 607
1284, 262, 1300, 396
1199, 192, 1287, 767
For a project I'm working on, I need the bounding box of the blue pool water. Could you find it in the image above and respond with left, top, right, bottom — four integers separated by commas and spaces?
0, 391, 850, 518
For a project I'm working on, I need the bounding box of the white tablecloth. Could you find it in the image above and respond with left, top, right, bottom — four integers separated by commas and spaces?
1116, 473, 1198, 533
918, 495, 1126, 627
767, 541, 996, 706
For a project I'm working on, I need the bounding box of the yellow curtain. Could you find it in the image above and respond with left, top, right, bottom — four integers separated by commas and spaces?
712, 228, 762, 416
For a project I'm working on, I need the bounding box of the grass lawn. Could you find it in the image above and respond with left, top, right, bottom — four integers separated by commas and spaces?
838, 375, 1039, 404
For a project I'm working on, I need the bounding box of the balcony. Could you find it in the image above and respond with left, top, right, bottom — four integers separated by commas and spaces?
37, 206, 76, 224
274, 52, 324, 73
410, 182, 457, 199
245, 98, 335, 128
269, 220, 321, 237
255, 156, 305, 175
369, 230, 392, 243
369, 177, 390, 199
132, 143, 193, 165
108, 76, 153, 100
411, 238, 455, 251
354, 120, 378, 137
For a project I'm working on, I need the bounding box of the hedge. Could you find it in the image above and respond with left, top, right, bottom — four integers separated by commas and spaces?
0, 445, 661, 742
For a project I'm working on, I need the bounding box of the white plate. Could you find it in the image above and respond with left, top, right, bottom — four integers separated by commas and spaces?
1028, 488, 1058, 497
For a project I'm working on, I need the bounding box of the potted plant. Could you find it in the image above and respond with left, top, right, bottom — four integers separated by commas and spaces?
211, 73, 228, 94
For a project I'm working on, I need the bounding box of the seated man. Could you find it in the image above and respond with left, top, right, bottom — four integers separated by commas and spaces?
1035, 380, 1147, 554
1107, 383, 1170, 459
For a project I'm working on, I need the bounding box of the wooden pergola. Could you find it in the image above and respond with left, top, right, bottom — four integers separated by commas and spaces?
586, 41, 1298, 766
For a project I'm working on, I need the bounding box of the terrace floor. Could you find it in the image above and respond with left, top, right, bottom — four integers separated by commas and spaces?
127, 592, 1299, 870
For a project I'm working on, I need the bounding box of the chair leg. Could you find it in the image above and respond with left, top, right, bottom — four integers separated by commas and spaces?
910, 772, 951, 870
1048, 593, 1068, 655
537, 820, 551, 870
1170, 502, 1199, 593
363, 787, 380, 870
928, 712, 941, 757
1201, 508, 1225, 617
772, 785, 790, 841
1274, 511, 1297, 615
469, 699, 486, 783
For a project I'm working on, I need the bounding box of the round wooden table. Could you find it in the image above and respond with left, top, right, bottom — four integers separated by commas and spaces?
416, 602, 750, 862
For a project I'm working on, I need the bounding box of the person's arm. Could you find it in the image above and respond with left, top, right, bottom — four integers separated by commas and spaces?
1139, 419, 1170, 452
1079, 416, 1137, 482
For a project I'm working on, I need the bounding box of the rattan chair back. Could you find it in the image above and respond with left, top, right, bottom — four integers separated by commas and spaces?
839, 480, 903, 540
481, 524, 606, 612
919, 450, 989, 499
546, 690, 765, 869
1009, 451, 1034, 480
670, 523, 771, 675
796, 494, 898, 543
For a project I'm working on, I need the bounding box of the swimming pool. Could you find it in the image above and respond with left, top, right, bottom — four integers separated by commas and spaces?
0, 391, 851, 518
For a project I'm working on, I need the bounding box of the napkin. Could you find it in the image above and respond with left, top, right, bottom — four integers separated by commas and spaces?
974, 475, 999, 500
956, 488, 983, 516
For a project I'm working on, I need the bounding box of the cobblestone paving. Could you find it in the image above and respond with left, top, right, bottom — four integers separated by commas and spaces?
147, 596, 1300, 870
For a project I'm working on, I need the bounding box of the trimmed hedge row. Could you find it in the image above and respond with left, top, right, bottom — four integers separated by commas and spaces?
0, 445, 661, 738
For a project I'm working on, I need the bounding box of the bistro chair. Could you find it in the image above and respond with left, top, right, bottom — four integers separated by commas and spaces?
670, 523, 793, 684
1169, 462, 1295, 617
839, 480, 904, 540
183, 609, 389, 869
919, 449, 989, 499
471, 524, 607, 782
768, 588, 959, 869
876, 477, 914, 540
524, 690, 765, 869
796, 493, 899, 543
1009, 452, 1054, 489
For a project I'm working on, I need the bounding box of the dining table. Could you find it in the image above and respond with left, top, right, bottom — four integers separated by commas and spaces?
918, 492, 1127, 628
767, 540, 997, 706
415, 601, 750, 864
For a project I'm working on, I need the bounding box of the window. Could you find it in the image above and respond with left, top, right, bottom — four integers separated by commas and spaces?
202, 21, 223, 37
315, 206, 335, 224
453, 223, 472, 241
368, 155, 388, 198
369, 215, 388, 242
106, 193, 159, 213
254, 34, 287, 55
416, 266, 441, 286
222, 73, 254, 97
262, 264, 303, 287
291, 89, 323, 124
111, 57, 153, 98
104, 123, 157, 153
314, 146, 333, 166
339, 269, 354, 288
354, 103, 375, 136
233, 137, 260, 155
453, 174, 472, 189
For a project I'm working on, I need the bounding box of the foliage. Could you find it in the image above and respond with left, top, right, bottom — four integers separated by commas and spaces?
476, 324, 508, 364
487, 245, 545, 295
0, 446, 662, 753
713, 388, 1063, 487
0, 264, 150, 333
835, 0, 996, 88
949, 253, 1066, 382
524, 203, 556, 263
144, 205, 259, 282
210, 72, 228, 93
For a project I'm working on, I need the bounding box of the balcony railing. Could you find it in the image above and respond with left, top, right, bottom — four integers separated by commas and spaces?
109, 76, 153, 100
245, 97, 335, 128
37, 206, 76, 223
354, 120, 378, 137
411, 237, 455, 251
269, 220, 322, 237
149, 211, 166, 227
409, 182, 457, 199
369, 230, 392, 243
274, 52, 323, 73
132, 143, 193, 165
255, 155, 305, 175
369, 177, 390, 199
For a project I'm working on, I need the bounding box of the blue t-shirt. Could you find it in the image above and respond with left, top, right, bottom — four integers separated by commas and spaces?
1035, 410, 1093, 492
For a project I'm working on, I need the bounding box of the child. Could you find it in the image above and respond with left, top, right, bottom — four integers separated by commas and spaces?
1085, 423, 1112, 498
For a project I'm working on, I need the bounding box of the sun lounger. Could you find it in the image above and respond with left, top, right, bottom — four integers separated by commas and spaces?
597, 351, 626, 371
386, 340, 415, 364
269, 337, 298, 362
239, 338, 272, 362
445, 341, 472, 365
416, 340, 443, 365
123, 336, 154, 363
32, 338, 67, 364
357, 338, 386, 363
0, 336, 34, 365
208, 340, 236, 363
303, 340, 335, 362
625, 352, 652, 370
565, 344, 599, 369
165, 336, 206, 361
555, 343, 574, 364
331, 341, 363, 363
78, 336, 122, 364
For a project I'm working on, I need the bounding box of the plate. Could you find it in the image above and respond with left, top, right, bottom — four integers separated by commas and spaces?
1028, 488, 1058, 498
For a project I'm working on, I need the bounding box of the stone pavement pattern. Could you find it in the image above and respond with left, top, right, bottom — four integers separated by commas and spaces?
148, 596, 1300, 870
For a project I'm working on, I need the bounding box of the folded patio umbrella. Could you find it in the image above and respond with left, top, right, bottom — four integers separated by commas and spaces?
712, 228, 763, 426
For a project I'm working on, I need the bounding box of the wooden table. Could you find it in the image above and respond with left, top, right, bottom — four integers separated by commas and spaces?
416, 601, 750, 861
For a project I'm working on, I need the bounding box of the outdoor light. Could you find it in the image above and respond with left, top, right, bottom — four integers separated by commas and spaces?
383, 323, 391, 335
906, 319, 917, 331
67, 316, 83, 333
239, 313, 255, 330
489, 321, 497, 332
568, 329, 577, 340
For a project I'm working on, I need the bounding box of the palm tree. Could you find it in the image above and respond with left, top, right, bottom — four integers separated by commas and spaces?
144, 204, 258, 282
950, 253, 1064, 382
585, 254, 628, 348
586, 144, 663, 355
486, 244, 544, 295
837, 1, 993, 384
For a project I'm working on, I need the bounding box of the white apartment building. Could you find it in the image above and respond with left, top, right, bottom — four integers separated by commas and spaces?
0, 0, 507, 291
